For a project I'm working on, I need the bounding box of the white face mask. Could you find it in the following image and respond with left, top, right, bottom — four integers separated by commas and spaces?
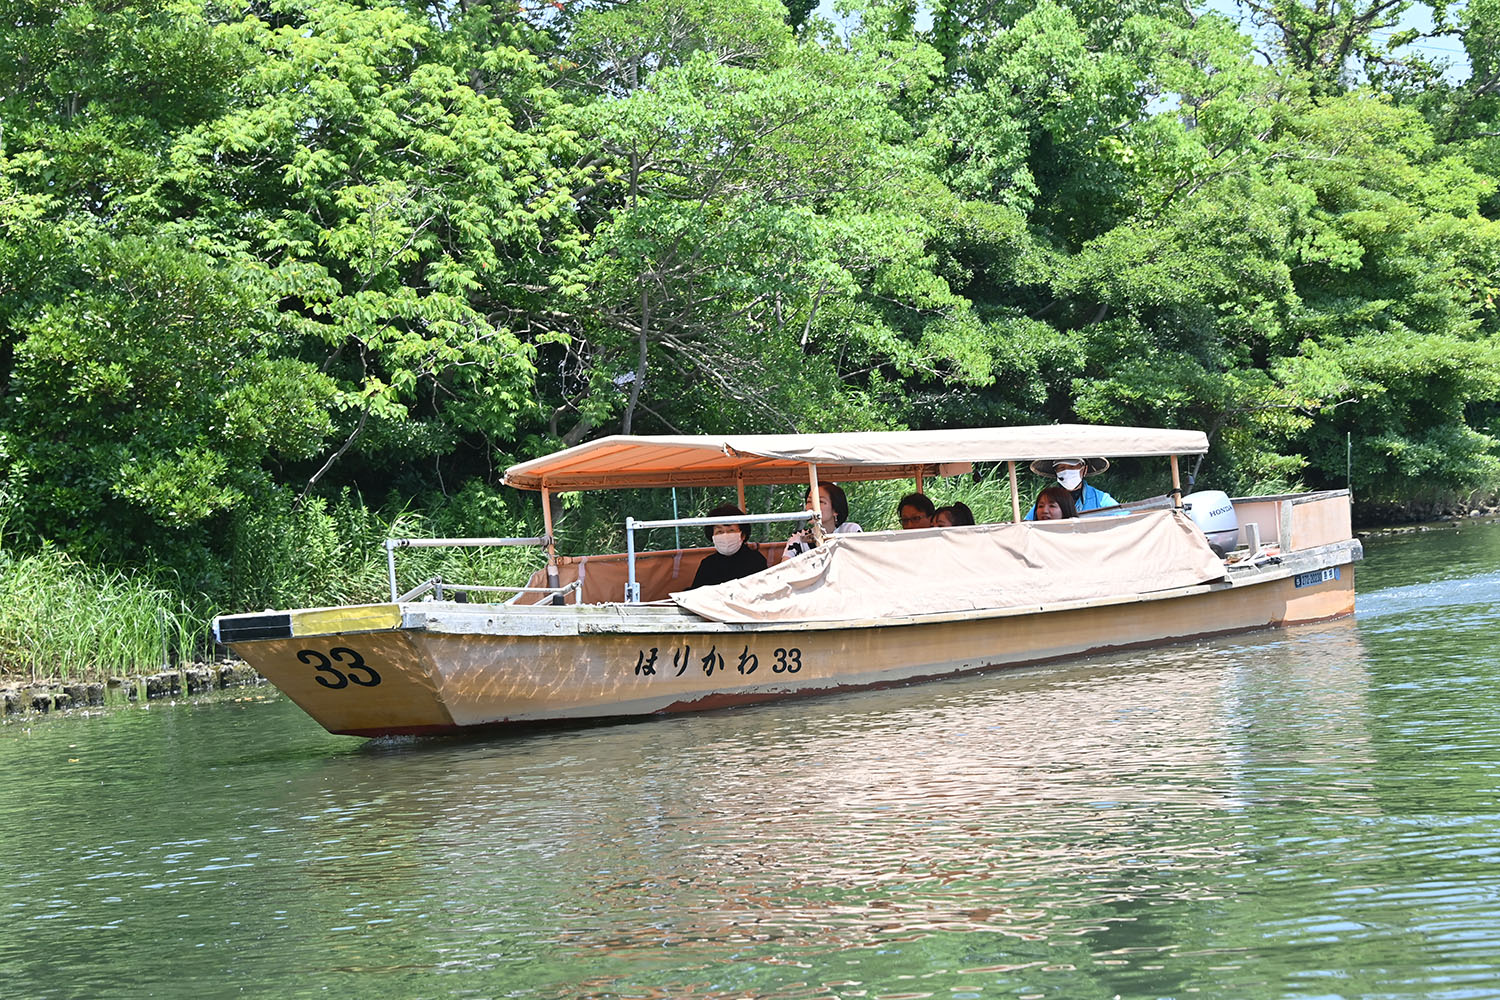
713, 533, 743, 556
1056, 469, 1084, 491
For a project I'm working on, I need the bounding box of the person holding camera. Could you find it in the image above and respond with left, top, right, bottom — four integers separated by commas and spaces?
783, 483, 861, 558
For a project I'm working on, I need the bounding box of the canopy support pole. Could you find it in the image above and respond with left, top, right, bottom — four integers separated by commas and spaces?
736, 471, 746, 512
624, 516, 640, 602
1008, 461, 1022, 522
807, 464, 824, 543
1169, 456, 1182, 509
386, 540, 400, 601
541, 486, 563, 604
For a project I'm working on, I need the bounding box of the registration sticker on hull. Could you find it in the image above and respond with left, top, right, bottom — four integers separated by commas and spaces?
1293, 567, 1341, 588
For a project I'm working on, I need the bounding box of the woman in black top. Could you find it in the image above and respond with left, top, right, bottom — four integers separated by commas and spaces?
690, 503, 768, 589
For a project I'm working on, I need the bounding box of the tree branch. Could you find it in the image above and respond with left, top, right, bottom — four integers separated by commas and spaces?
297, 408, 368, 509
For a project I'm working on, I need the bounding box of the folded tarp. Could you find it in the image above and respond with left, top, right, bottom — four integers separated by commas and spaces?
672, 510, 1227, 624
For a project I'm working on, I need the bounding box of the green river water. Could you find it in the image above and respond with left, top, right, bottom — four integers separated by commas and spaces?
3, 522, 1500, 1000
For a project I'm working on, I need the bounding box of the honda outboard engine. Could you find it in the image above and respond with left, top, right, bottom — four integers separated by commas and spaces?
1182, 490, 1239, 552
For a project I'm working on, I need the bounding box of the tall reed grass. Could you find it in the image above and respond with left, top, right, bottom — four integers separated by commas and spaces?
0, 543, 198, 681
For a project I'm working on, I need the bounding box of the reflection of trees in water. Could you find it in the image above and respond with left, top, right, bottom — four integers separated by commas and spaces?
1173, 620, 1500, 998
1224, 623, 1378, 797
1358, 522, 1500, 596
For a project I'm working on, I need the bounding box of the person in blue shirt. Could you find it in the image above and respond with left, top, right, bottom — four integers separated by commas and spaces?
1023, 458, 1117, 520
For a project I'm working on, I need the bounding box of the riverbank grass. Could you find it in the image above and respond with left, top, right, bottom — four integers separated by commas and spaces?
0, 544, 195, 682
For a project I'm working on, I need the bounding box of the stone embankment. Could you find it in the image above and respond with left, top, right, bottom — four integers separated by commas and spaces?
1, 662, 264, 718
1355, 497, 1500, 526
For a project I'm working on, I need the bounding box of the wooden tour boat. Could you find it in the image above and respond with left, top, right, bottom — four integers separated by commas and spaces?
213, 425, 1361, 737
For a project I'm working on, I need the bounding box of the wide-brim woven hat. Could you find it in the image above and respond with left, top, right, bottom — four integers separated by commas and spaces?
1029, 456, 1111, 476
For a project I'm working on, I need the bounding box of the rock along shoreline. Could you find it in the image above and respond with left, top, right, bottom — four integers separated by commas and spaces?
1, 661, 265, 720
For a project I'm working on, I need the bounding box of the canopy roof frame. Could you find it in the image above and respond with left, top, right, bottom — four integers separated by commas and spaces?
502, 425, 1210, 494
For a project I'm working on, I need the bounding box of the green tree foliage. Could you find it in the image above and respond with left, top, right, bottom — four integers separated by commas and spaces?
550, 0, 994, 437
156, 0, 590, 476
2, 0, 588, 583
4, 233, 335, 540
910, 0, 1500, 496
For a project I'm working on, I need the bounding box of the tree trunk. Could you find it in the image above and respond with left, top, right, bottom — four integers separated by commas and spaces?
622, 287, 650, 434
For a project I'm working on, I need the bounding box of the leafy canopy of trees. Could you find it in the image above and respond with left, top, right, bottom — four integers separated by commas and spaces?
2, 0, 1498, 611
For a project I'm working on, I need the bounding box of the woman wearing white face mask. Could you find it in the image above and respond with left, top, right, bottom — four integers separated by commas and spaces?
689, 503, 768, 589
1023, 457, 1117, 520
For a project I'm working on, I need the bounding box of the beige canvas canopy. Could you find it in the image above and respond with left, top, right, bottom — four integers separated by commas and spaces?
672, 510, 1228, 624
502, 425, 1209, 492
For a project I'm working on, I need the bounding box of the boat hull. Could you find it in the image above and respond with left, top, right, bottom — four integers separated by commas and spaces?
220, 543, 1359, 737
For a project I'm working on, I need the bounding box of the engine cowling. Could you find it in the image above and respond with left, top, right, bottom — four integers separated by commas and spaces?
1182, 490, 1239, 552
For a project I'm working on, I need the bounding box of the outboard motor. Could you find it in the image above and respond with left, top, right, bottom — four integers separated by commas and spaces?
1182, 490, 1239, 553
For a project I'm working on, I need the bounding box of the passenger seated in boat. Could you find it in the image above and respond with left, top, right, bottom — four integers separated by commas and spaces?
1031, 486, 1078, 521
898, 492, 936, 529
690, 503, 768, 589
934, 502, 975, 527
784, 483, 862, 557
1024, 458, 1116, 520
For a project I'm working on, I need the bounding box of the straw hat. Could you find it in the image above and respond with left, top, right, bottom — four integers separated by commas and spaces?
1030, 457, 1111, 476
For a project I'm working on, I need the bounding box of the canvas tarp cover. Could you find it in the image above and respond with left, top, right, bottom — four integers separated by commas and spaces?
672, 510, 1227, 624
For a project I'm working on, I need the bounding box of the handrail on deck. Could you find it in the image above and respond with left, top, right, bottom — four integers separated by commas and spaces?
623, 510, 816, 603
384, 535, 552, 603
395, 576, 582, 604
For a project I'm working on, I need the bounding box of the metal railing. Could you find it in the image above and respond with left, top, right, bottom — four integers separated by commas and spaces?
394, 576, 583, 604
386, 510, 823, 607
623, 510, 817, 603
384, 536, 570, 604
